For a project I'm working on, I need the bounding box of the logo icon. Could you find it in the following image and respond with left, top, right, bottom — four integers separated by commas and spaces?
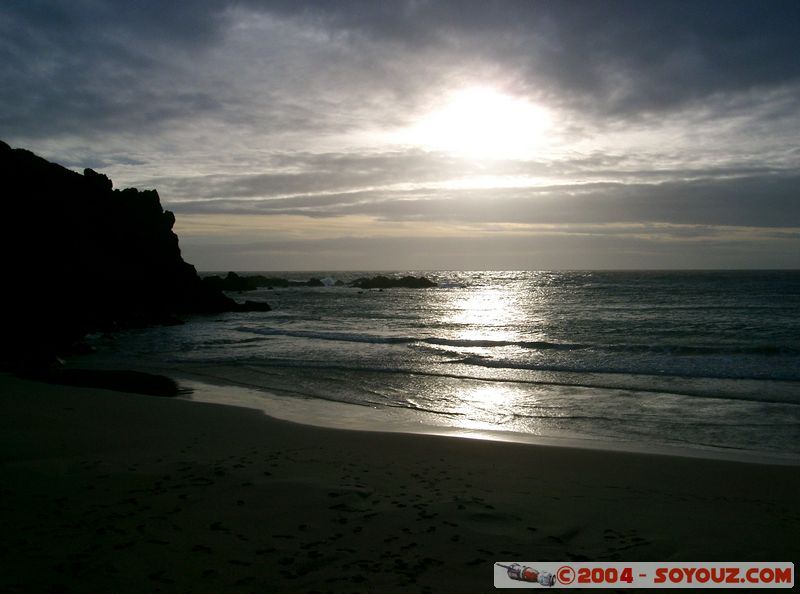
496, 563, 556, 587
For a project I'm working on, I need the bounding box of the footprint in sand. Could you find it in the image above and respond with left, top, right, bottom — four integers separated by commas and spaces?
147, 570, 174, 584
602, 528, 652, 556
255, 547, 277, 554
235, 576, 256, 586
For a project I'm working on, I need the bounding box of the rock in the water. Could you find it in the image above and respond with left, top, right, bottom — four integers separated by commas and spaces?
235, 300, 273, 312
202, 273, 332, 290
202, 272, 289, 291
350, 275, 437, 289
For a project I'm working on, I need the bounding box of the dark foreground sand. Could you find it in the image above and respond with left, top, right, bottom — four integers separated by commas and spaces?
1, 373, 798, 593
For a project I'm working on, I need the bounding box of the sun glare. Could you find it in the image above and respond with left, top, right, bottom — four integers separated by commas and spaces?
398, 86, 552, 160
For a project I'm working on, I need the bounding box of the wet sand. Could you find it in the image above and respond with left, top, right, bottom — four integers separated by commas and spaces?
1, 373, 798, 592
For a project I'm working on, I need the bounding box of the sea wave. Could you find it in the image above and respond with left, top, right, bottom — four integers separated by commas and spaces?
233, 326, 585, 350
173, 357, 800, 406
449, 355, 800, 383
232, 325, 798, 357
603, 344, 799, 356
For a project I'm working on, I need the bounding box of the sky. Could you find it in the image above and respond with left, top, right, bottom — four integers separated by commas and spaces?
1, 0, 799, 270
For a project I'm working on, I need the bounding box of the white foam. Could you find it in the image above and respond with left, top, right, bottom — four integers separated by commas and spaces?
180, 378, 800, 466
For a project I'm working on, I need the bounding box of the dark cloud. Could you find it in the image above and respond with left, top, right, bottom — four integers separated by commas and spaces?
143, 145, 791, 206
532, 0, 800, 115
140, 150, 487, 199
2, 1, 799, 269
167, 170, 800, 229
3, 0, 800, 142
0, 1, 231, 139
257, 0, 800, 115
1, 1, 225, 51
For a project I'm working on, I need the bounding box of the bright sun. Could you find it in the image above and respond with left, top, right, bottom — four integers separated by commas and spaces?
398, 86, 552, 160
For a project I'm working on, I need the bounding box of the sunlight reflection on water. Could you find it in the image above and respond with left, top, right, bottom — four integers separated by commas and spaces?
78, 270, 800, 461
452, 385, 527, 432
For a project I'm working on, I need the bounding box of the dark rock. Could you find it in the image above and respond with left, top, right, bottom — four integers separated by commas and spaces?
84, 168, 113, 193
24, 368, 185, 397
350, 275, 437, 289
0, 141, 270, 367
203, 273, 329, 290
202, 272, 288, 291
235, 300, 273, 312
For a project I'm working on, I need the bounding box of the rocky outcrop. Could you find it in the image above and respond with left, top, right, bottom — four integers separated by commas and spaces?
203, 272, 289, 291
350, 275, 437, 289
237, 300, 273, 312
202, 272, 327, 291
24, 368, 184, 397
204, 273, 435, 291
0, 140, 270, 366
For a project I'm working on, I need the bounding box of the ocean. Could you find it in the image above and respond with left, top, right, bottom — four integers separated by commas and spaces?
78, 270, 800, 463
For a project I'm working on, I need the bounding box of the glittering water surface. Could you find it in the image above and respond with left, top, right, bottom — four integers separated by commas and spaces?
82, 271, 800, 460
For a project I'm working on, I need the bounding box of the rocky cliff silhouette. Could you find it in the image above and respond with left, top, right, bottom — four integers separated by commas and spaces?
0, 140, 269, 367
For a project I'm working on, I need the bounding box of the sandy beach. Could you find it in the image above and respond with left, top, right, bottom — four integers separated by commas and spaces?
1, 373, 798, 593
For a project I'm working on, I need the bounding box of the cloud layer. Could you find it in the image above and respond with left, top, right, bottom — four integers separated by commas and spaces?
2, 0, 799, 269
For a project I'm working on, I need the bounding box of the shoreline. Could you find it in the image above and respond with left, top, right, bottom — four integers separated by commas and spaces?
1, 372, 798, 592
180, 375, 800, 467
43, 361, 800, 466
